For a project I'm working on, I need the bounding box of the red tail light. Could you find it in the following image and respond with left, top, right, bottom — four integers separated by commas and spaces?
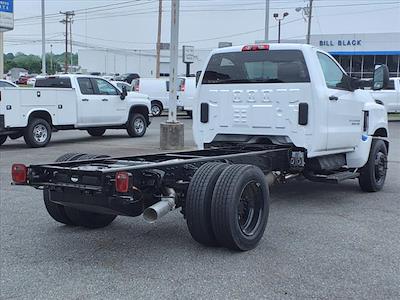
115, 171, 130, 193
133, 80, 140, 92
12, 164, 28, 184
180, 80, 186, 92
242, 44, 270, 51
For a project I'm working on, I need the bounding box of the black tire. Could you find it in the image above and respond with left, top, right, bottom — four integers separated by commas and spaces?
87, 128, 106, 137
186, 111, 193, 119
211, 164, 269, 251
359, 139, 388, 192
151, 102, 163, 117
42, 153, 88, 225
63, 208, 117, 229
44, 153, 114, 227
186, 162, 228, 246
23, 118, 52, 148
0, 135, 7, 146
43, 188, 76, 225
127, 113, 147, 137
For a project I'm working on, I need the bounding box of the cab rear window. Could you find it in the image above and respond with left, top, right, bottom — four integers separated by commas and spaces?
35, 77, 72, 88
202, 50, 310, 84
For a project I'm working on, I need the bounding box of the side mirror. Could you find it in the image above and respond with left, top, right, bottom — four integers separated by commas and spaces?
196, 71, 202, 87
120, 86, 128, 100
372, 65, 389, 90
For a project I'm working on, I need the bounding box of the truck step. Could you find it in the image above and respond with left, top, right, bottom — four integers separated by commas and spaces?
306, 171, 359, 184
325, 171, 359, 183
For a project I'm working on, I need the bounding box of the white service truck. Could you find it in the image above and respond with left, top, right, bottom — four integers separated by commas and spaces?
0, 75, 151, 147
370, 77, 400, 113
12, 44, 390, 251
132, 77, 184, 116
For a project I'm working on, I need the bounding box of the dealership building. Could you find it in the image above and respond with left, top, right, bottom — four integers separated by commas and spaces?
78, 32, 400, 79
310, 32, 400, 78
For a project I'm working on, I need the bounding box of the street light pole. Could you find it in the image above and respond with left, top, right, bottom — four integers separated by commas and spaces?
278, 19, 281, 43
41, 0, 46, 75
264, 0, 270, 41
306, 0, 313, 44
155, 0, 162, 78
273, 12, 289, 44
160, 0, 184, 150
168, 0, 179, 123
50, 44, 53, 74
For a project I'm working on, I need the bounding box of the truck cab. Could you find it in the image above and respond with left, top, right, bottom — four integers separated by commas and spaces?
194, 43, 388, 169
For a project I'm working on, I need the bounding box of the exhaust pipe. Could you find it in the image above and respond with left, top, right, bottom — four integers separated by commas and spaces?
143, 188, 176, 223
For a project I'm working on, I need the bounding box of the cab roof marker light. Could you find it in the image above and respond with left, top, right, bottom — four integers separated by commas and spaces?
242, 44, 270, 51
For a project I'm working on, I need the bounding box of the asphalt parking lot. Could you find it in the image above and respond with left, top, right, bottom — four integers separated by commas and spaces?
1, 117, 399, 299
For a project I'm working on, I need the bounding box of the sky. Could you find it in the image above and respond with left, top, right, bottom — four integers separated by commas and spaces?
3, 0, 400, 55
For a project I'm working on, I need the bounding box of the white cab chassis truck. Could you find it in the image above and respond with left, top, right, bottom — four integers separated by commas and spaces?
12, 44, 390, 251
0, 75, 151, 147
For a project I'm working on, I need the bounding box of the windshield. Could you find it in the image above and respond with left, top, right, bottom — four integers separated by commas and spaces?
202, 50, 310, 84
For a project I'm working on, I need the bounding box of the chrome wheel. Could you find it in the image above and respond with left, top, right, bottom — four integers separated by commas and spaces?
151, 105, 161, 116
33, 124, 48, 143
134, 118, 145, 135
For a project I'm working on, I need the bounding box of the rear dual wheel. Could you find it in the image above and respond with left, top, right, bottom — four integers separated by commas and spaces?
186, 163, 269, 251
43, 152, 116, 228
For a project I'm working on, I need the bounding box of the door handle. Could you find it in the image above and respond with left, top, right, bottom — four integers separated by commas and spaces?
329, 95, 339, 101
102, 98, 109, 102
82, 98, 89, 102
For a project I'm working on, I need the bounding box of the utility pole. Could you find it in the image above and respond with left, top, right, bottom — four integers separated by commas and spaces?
50, 44, 53, 74
41, 0, 46, 75
264, 0, 270, 42
155, 0, 162, 78
70, 18, 73, 68
160, 0, 184, 150
306, 0, 313, 44
0, 32, 3, 79
60, 11, 74, 73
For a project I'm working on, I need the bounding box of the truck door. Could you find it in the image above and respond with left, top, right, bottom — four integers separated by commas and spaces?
316, 52, 363, 150
91, 78, 124, 124
76, 77, 101, 126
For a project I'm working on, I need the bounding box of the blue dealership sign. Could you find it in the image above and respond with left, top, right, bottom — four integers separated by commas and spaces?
0, 0, 13, 13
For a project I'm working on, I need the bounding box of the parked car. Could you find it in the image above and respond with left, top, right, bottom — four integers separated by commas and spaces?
27, 77, 37, 86
0, 75, 151, 147
115, 73, 140, 84
178, 76, 196, 118
0, 79, 18, 88
111, 80, 133, 92
132, 78, 183, 116
370, 77, 400, 113
16, 75, 33, 85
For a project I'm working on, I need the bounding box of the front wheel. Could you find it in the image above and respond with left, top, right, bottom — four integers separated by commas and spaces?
151, 102, 163, 117
359, 139, 388, 192
23, 118, 52, 148
127, 113, 147, 137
